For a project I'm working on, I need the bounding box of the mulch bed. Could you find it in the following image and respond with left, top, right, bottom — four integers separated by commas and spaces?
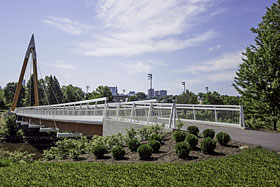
55, 132, 253, 164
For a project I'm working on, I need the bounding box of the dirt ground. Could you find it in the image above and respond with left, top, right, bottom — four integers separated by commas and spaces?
55, 132, 252, 164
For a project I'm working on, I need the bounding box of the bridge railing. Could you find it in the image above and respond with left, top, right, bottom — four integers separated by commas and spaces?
15, 98, 245, 128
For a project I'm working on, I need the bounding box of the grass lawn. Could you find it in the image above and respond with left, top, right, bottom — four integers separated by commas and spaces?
0, 147, 279, 186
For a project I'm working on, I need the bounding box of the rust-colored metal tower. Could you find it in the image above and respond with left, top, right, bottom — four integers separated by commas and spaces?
11, 34, 39, 111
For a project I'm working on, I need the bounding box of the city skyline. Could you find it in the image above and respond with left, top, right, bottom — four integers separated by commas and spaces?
0, 0, 276, 96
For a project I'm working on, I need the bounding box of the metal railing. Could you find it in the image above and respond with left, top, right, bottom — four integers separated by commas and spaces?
15, 98, 245, 128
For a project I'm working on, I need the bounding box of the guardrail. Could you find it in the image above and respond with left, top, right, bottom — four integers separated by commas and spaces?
15, 98, 245, 128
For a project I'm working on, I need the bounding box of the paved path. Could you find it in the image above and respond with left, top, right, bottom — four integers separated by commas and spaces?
181, 122, 280, 152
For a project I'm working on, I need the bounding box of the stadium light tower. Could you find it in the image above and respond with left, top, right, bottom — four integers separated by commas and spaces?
182, 82, 185, 93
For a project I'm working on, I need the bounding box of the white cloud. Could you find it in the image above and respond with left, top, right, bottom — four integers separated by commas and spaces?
208, 71, 236, 82
121, 60, 166, 74
44, 16, 92, 36
208, 44, 221, 52
122, 62, 152, 74
48, 61, 76, 71
74, 0, 220, 56
175, 50, 242, 73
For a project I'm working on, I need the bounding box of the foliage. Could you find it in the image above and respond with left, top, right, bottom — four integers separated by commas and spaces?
173, 131, 186, 143
202, 129, 215, 139
175, 142, 191, 159
187, 126, 199, 136
0, 115, 24, 142
216, 132, 231, 146
125, 127, 137, 141
176, 90, 197, 104
233, 1, 280, 131
138, 124, 165, 141
62, 84, 85, 103
135, 92, 146, 100
149, 133, 162, 144
0, 89, 5, 109
45, 75, 64, 105
149, 140, 161, 153
43, 137, 87, 160
137, 144, 153, 159
128, 139, 140, 151
185, 134, 198, 149
111, 146, 125, 160
176, 118, 184, 130
92, 144, 107, 159
0, 149, 34, 164
89, 86, 113, 102
201, 137, 216, 154
4, 82, 25, 107
0, 148, 279, 186
24, 75, 47, 106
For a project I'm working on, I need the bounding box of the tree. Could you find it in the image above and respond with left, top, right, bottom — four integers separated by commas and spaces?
89, 86, 113, 102
233, 1, 280, 131
45, 75, 63, 104
176, 90, 197, 104
0, 88, 5, 108
62, 84, 85, 103
203, 91, 223, 105
25, 75, 47, 106
4, 82, 25, 107
136, 92, 146, 100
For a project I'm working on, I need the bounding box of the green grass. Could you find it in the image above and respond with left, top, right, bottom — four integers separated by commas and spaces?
0, 147, 279, 186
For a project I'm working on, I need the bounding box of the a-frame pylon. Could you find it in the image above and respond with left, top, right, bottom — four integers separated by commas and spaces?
11, 34, 39, 111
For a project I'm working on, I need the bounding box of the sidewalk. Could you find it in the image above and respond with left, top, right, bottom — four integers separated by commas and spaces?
181, 122, 280, 152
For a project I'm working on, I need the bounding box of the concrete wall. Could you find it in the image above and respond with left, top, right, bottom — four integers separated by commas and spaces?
103, 119, 147, 136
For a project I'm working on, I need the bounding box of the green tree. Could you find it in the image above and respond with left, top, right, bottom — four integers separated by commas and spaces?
89, 86, 113, 102
62, 84, 85, 102
136, 92, 146, 100
25, 75, 47, 106
4, 82, 25, 107
203, 91, 223, 105
46, 76, 63, 105
233, 1, 280, 131
176, 90, 197, 104
0, 88, 5, 108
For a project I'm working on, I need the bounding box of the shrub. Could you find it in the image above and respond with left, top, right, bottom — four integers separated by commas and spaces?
149, 133, 162, 144
149, 140, 161, 153
187, 126, 199, 136
137, 144, 153, 159
112, 146, 125, 160
176, 118, 184, 129
175, 142, 191, 159
125, 128, 137, 140
216, 132, 231, 146
92, 145, 107, 158
201, 137, 216, 154
202, 129, 215, 139
173, 131, 186, 143
138, 124, 165, 141
185, 134, 198, 149
128, 139, 140, 151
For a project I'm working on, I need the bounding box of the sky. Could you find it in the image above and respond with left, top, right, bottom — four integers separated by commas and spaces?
0, 0, 276, 96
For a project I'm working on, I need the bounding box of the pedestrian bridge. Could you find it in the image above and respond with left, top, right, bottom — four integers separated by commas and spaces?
15, 97, 245, 137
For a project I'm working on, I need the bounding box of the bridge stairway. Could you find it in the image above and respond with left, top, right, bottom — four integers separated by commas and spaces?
56, 132, 83, 138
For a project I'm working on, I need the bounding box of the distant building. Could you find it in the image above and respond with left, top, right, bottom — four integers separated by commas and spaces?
155, 90, 167, 98
128, 91, 136, 96
22, 79, 26, 86
109, 86, 118, 96
148, 88, 154, 99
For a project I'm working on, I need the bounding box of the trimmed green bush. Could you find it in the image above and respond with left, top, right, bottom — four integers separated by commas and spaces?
216, 132, 231, 146
187, 126, 199, 136
149, 133, 162, 144
149, 140, 161, 153
202, 129, 215, 139
201, 137, 216, 154
92, 145, 107, 158
185, 134, 198, 149
173, 131, 186, 143
175, 142, 191, 159
112, 146, 125, 160
128, 139, 141, 151
137, 144, 153, 159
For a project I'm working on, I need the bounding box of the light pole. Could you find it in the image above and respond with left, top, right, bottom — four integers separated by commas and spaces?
148, 74, 153, 98
205, 87, 209, 93
182, 82, 185, 93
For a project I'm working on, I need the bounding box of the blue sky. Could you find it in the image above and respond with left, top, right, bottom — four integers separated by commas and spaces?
0, 0, 276, 96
